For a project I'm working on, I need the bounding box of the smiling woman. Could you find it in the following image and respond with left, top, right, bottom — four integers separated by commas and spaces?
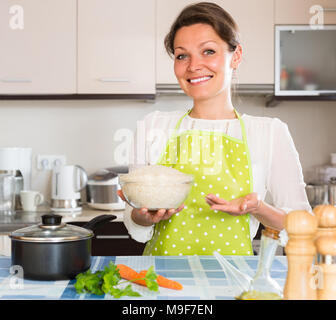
165, 2, 241, 109
173, 23, 238, 105
166, 2, 242, 116
121, 2, 311, 257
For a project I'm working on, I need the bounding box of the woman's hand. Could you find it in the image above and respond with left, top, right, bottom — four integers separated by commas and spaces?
205, 192, 261, 216
117, 190, 185, 226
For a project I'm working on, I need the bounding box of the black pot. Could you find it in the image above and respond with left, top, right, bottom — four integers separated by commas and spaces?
10, 213, 117, 281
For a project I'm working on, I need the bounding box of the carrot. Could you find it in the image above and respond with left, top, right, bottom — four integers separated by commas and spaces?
116, 264, 183, 290
139, 270, 183, 290
116, 264, 140, 282
116, 264, 148, 286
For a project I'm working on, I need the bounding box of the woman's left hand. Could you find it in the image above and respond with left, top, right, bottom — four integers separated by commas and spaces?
205, 192, 261, 216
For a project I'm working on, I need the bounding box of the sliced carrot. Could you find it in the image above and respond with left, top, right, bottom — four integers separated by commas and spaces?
139, 270, 183, 290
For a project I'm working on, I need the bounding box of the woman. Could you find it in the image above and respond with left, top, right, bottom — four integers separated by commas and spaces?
120, 2, 311, 255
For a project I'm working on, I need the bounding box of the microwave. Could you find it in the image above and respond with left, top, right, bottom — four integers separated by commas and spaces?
275, 25, 336, 96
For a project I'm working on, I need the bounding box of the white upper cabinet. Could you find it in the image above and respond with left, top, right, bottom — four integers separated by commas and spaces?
275, 0, 336, 25
0, 0, 76, 94
77, 0, 156, 94
156, 0, 274, 85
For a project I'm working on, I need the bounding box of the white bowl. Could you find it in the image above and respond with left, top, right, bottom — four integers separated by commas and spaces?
119, 165, 193, 210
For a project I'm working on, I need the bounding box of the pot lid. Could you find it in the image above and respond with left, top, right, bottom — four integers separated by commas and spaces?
10, 214, 93, 243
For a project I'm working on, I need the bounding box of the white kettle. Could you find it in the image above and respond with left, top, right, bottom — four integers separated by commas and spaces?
51, 165, 88, 212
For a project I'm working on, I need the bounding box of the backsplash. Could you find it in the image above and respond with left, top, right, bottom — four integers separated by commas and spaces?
0, 95, 335, 201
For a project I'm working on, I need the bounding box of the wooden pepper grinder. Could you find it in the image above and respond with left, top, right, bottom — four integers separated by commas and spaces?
283, 210, 318, 300
313, 205, 336, 240
315, 235, 336, 300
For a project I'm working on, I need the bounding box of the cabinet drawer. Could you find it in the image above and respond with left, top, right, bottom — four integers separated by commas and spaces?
68, 221, 146, 256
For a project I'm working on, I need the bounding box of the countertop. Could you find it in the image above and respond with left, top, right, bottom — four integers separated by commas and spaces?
0, 255, 287, 300
0, 205, 125, 234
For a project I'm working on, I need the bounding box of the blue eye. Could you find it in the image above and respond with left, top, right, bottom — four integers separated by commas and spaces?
204, 49, 215, 55
176, 54, 187, 60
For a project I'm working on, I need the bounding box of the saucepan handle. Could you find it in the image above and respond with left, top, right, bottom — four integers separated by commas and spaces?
82, 214, 117, 232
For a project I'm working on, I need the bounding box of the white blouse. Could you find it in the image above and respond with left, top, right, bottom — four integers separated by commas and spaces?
123, 110, 311, 246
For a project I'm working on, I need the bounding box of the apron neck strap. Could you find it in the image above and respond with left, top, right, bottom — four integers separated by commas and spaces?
173, 109, 191, 131
234, 109, 248, 145
174, 108, 248, 144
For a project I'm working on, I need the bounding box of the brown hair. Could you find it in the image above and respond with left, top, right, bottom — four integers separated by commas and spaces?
164, 2, 241, 57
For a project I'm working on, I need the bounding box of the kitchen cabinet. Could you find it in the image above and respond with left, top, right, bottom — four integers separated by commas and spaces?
69, 221, 146, 256
77, 0, 156, 95
156, 0, 274, 85
0, 0, 76, 94
275, 0, 336, 25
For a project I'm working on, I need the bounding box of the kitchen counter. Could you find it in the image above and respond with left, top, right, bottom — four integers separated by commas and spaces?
0, 255, 287, 300
0, 205, 125, 234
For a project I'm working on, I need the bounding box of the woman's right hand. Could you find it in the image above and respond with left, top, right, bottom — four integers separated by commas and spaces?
117, 190, 185, 226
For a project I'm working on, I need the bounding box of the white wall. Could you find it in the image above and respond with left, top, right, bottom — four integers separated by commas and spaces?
0, 94, 335, 201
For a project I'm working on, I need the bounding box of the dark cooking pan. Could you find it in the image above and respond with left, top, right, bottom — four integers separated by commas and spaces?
9, 213, 116, 281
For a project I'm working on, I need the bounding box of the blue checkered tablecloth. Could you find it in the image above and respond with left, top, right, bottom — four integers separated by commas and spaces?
0, 255, 287, 300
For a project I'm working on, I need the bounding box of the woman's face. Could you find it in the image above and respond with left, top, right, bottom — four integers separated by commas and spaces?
173, 23, 241, 101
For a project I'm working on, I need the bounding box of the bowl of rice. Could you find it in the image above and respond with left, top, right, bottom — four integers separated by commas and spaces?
119, 165, 194, 210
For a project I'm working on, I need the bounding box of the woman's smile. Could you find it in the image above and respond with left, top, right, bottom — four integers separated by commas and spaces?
173, 23, 235, 101
187, 75, 213, 85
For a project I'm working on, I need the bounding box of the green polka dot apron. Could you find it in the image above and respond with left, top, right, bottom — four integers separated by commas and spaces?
143, 109, 254, 256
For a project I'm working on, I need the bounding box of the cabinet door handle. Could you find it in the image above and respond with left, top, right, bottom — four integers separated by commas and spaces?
320, 8, 336, 12
0, 78, 32, 83
98, 77, 129, 83
96, 235, 130, 239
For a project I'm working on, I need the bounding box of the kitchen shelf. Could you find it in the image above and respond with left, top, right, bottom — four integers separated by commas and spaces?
266, 94, 336, 107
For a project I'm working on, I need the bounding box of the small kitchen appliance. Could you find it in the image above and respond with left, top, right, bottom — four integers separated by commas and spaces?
86, 166, 128, 210
305, 184, 329, 208
0, 173, 16, 214
51, 165, 88, 213
305, 153, 336, 207
0, 147, 32, 211
329, 177, 336, 206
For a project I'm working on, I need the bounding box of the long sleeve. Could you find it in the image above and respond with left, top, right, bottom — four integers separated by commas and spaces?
266, 118, 311, 245
267, 118, 311, 213
123, 203, 154, 243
